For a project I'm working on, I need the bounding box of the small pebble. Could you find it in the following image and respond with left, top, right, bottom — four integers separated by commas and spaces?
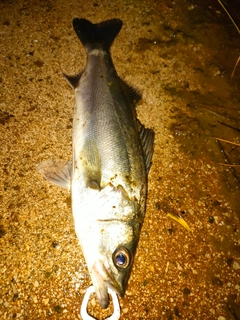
188, 209, 194, 215
188, 4, 195, 10
43, 298, 49, 305
210, 308, 215, 314
33, 280, 39, 287
233, 262, 240, 270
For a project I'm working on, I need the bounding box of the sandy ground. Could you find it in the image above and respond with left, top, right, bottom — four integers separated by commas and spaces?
1, 0, 240, 319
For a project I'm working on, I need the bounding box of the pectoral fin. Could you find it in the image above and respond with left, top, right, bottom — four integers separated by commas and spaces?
37, 160, 71, 190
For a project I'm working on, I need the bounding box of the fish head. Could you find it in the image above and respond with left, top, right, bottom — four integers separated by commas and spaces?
89, 223, 136, 308
81, 219, 138, 309
74, 183, 142, 308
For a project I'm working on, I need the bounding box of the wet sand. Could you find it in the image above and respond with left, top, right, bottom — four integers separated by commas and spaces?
1, 0, 240, 319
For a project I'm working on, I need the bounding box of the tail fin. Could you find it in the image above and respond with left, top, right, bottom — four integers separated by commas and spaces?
72, 18, 123, 52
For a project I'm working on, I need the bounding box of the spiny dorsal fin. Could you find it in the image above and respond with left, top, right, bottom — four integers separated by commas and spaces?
138, 121, 154, 173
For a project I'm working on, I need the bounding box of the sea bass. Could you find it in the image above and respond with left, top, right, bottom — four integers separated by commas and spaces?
37, 18, 154, 309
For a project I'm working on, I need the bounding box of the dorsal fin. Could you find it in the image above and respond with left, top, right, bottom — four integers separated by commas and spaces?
138, 121, 154, 173
119, 77, 142, 106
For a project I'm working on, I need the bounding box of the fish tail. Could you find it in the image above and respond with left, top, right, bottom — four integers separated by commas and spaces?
72, 18, 123, 51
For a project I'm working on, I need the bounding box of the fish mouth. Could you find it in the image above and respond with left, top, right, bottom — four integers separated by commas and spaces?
91, 260, 124, 309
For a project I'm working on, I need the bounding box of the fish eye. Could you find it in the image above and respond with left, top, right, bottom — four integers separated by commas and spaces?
113, 247, 131, 269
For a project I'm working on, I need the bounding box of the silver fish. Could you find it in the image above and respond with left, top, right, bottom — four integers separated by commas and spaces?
37, 18, 154, 309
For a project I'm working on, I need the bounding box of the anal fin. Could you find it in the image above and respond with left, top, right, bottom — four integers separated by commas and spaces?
63, 72, 82, 89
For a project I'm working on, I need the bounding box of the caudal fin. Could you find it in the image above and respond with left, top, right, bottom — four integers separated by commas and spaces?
72, 18, 123, 52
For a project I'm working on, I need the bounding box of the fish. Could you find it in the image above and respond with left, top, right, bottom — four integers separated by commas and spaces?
37, 18, 154, 309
